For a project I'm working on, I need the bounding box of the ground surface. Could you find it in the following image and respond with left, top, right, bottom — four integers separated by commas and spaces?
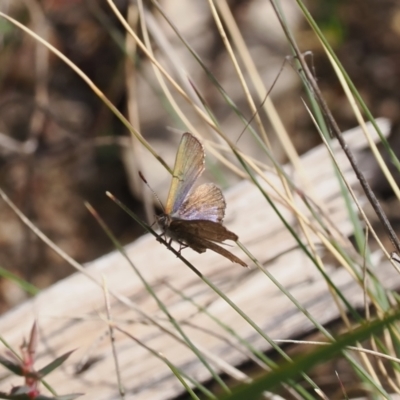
0, 0, 399, 310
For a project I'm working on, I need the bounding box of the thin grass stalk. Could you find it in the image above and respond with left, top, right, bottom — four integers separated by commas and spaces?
135, 2, 201, 136
325, 46, 400, 204
234, 155, 362, 321
150, 2, 324, 236
149, 0, 282, 152
138, 5, 206, 115
314, 115, 399, 275
220, 308, 400, 400
370, 336, 398, 393
305, 109, 379, 272
235, 161, 396, 394
140, 0, 312, 202
112, 325, 206, 400
214, 0, 332, 234
383, 327, 400, 387
0, 267, 39, 296
269, 0, 400, 255
108, 193, 321, 398
0, 186, 238, 393
275, 339, 400, 364
165, 281, 271, 368
307, 111, 400, 322
107, 0, 222, 136
102, 277, 125, 398
167, 284, 325, 399
0, 11, 171, 174
125, 3, 155, 225
207, 0, 269, 146
277, 0, 397, 390
295, 0, 400, 176
86, 203, 231, 394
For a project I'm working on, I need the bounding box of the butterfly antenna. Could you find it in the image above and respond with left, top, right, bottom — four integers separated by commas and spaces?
236, 56, 288, 143
139, 171, 165, 212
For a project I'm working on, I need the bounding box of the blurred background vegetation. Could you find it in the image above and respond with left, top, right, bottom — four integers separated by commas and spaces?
0, 0, 399, 313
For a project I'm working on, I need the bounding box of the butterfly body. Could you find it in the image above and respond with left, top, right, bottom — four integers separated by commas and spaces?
159, 132, 247, 267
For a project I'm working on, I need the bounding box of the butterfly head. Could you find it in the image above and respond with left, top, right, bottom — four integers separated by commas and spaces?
157, 213, 187, 246
156, 213, 172, 234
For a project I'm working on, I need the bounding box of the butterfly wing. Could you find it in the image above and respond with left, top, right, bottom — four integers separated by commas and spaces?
162, 132, 245, 266
165, 133, 205, 215
194, 238, 247, 267
174, 183, 226, 222
169, 220, 246, 266
169, 219, 238, 243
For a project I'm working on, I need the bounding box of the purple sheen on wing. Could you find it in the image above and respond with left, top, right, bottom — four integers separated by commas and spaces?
174, 183, 226, 222
172, 191, 189, 215
181, 207, 221, 222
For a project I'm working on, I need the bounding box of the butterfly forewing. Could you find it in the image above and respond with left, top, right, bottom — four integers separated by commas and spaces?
196, 239, 247, 267
168, 219, 246, 266
169, 219, 238, 242
165, 133, 205, 215
175, 183, 225, 222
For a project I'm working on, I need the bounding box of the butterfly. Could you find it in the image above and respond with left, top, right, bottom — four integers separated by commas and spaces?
157, 132, 247, 267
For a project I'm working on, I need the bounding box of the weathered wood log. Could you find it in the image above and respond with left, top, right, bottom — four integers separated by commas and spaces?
0, 119, 396, 399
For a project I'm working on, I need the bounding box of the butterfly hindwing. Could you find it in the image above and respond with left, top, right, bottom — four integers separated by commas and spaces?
199, 239, 247, 267
178, 233, 247, 267
169, 219, 238, 242
174, 183, 226, 222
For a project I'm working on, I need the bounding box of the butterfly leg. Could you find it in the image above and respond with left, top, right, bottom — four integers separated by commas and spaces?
166, 237, 178, 252
156, 232, 166, 244
178, 242, 188, 252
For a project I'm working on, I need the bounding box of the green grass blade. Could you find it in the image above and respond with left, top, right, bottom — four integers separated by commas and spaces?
0, 266, 39, 296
